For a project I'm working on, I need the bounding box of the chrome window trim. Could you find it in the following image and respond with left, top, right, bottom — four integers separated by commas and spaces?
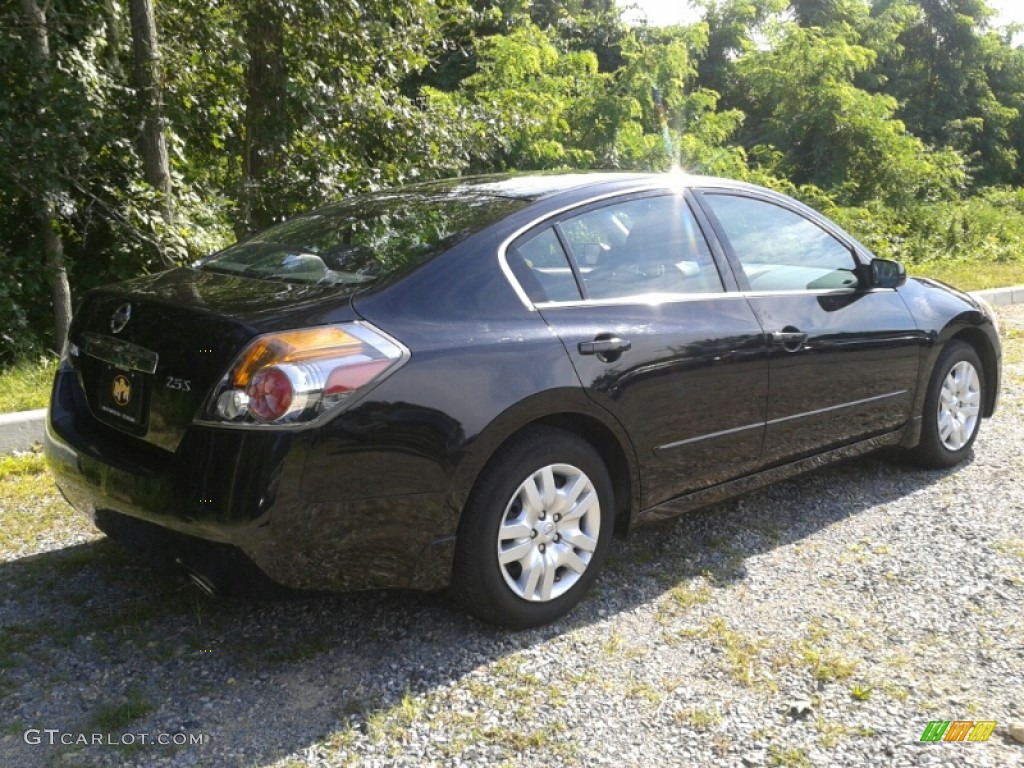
497, 183, 892, 311
530, 286, 896, 311
498, 183, 688, 311
535, 291, 732, 310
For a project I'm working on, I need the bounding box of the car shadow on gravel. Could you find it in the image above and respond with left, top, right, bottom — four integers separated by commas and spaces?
0, 451, 962, 767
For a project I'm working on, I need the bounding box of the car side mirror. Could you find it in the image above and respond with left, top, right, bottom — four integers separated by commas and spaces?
870, 258, 906, 289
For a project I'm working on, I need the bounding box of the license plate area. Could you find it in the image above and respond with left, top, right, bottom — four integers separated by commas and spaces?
96, 364, 150, 432
81, 333, 159, 435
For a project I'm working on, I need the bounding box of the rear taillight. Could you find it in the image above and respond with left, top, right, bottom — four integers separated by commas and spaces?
203, 322, 406, 427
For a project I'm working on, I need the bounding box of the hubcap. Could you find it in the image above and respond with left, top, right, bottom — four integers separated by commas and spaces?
937, 360, 981, 452
496, 463, 601, 603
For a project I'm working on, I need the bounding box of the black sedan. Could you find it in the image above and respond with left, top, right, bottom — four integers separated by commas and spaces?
45, 172, 1002, 628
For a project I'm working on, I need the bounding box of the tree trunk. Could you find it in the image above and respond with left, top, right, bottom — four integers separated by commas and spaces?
130, 0, 173, 224
20, 0, 73, 348
102, 0, 123, 77
239, 1, 287, 237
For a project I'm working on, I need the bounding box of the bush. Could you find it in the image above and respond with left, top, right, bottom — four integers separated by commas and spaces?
830, 189, 1024, 266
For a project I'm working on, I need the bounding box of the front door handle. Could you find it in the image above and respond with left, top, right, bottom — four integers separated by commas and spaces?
771, 328, 808, 351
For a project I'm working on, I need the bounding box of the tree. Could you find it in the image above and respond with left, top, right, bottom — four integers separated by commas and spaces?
873, 0, 1019, 185
223, 0, 474, 235
17, 0, 72, 348
130, 0, 173, 224
238, 0, 287, 234
694, 0, 786, 112
737, 23, 964, 203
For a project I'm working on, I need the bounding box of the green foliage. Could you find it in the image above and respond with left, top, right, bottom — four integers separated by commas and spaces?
439, 21, 592, 168
0, 231, 51, 360
3, 0, 1024, 365
873, 0, 1022, 185
738, 23, 966, 205
832, 187, 1024, 266
426, 18, 746, 174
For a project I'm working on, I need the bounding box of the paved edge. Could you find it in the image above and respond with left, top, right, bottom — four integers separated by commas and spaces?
971, 284, 1024, 307
2, 285, 1022, 456
0, 408, 47, 456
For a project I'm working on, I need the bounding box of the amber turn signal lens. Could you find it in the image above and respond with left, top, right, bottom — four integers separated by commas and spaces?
230, 328, 362, 388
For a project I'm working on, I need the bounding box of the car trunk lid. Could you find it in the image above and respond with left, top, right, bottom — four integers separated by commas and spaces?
67, 268, 360, 452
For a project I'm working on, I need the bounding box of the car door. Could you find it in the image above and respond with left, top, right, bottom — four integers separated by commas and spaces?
695, 190, 926, 467
504, 191, 769, 509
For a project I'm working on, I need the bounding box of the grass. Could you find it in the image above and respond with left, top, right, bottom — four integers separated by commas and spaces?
816, 718, 850, 748
993, 539, 1024, 562
683, 617, 772, 688
667, 582, 712, 611
321, 667, 580, 766
677, 706, 723, 729
1004, 326, 1024, 367
794, 641, 858, 684
88, 687, 156, 730
0, 355, 57, 413
768, 745, 811, 768
0, 451, 94, 558
850, 683, 873, 701
909, 260, 1024, 291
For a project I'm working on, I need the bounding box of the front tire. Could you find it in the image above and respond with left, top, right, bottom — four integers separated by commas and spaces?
452, 427, 614, 628
907, 340, 984, 468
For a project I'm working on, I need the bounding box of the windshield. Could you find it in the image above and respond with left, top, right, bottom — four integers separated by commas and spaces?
198, 189, 528, 287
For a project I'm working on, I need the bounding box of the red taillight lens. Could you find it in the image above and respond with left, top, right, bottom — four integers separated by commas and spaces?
324, 359, 394, 395
247, 367, 294, 421
205, 322, 407, 427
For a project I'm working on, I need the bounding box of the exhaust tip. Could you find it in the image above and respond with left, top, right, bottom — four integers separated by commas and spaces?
175, 558, 219, 597
189, 572, 218, 597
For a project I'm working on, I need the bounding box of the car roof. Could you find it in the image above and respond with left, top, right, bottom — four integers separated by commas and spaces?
459, 172, 657, 199
422, 170, 772, 203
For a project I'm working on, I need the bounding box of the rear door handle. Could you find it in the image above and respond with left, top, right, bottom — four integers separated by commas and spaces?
771, 329, 808, 351
578, 337, 631, 356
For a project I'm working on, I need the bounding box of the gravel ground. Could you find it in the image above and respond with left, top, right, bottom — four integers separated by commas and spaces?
2, 306, 1023, 768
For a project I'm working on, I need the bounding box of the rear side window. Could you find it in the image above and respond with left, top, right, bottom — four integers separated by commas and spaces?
508, 228, 582, 303
702, 194, 859, 291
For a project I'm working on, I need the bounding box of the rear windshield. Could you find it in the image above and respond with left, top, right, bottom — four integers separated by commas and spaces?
198, 190, 528, 286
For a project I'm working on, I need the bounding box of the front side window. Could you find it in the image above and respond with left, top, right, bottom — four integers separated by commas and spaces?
701, 194, 859, 292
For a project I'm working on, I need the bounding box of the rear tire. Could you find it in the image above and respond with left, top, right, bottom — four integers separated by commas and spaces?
451, 427, 614, 628
906, 340, 984, 469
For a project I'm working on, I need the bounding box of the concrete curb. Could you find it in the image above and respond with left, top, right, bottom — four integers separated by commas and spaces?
2, 284, 1023, 456
0, 409, 47, 455
971, 284, 1024, 307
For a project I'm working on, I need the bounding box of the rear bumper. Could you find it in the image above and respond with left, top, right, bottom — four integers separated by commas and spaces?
45, 369, 454, 592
